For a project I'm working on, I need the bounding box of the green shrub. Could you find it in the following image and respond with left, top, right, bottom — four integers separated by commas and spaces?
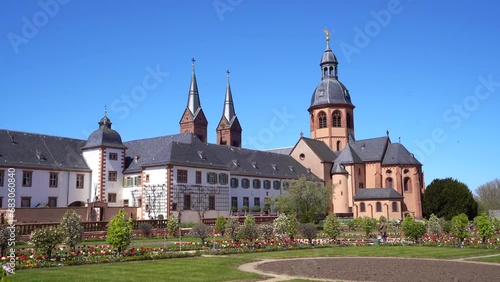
107, 209, 133, 254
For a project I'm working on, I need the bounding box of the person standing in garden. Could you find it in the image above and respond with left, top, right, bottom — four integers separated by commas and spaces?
379, 219, 387, 242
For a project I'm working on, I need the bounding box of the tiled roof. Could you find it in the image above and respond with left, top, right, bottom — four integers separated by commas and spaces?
0, 130, 90, 171
350, 136, 389, 162
301, 137, 338, 162
353, 188, 403, 200
382, 143, 421, 165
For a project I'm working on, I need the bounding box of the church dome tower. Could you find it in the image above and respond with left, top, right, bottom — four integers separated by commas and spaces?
308, 29, 355, 152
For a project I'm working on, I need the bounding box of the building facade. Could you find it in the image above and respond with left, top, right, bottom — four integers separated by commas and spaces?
0, 30, 424, 222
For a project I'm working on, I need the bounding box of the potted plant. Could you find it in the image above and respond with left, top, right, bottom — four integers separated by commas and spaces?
263, 203, 271, 215
241, 205, 249, 215
231, 206, 238, 215
252, 205, 261, 213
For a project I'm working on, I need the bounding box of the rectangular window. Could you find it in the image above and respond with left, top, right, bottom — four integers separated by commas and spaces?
242, 178, 250, 188
243, 197, 249, 208
183, 194, 191, 210
138, 198, 142, 207
145, 174, 150, 183
218, 173, 228, 185
231, 197, 238, 209
207, 172, 217, 184
137, 176, 142, 185
108, 193, 117, 203
123, 199, 129, 207
22, 171, 32, 187
48, 197, 57, 207
195, 171, 202, 184
0, 197, 3, 208
230, 178, 238, 188
208, 195, 216, 210
0, 170, 4, 186
273, 180, 281, 190
108, 171, 117, 181
253, 179, 261, 189
126, 177, 135, 187
172, 202, 177, 211
263, 180, 271, 190
49, 172, 58, 187
109, 152, 118, 160
76, 174, 84, 189
21, 197, 31, 207
254, 197, 260, 207
177, 170, 188, 183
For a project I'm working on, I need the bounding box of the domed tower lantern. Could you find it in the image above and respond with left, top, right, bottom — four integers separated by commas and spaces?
308, 29, 355, 152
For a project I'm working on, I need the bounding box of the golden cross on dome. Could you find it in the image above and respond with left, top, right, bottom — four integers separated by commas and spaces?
324, 28, 330, 42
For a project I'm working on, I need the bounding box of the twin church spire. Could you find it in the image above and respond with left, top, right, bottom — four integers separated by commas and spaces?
179, 59, 242, 147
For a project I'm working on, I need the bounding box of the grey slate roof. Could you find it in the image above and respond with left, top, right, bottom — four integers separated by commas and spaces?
264, 147, 293, 155
350, 136, 389, 162
82, 115, 126, 149
353, 188, 403, 200
0, 130, 90, 171
310, 78, 352, 109
382, 143, 421, 165
301, 137, 338, 162
124, 133, 317, 180
186, 63, 202, 117
330, 143, 363, 174
222, 72, 236, 125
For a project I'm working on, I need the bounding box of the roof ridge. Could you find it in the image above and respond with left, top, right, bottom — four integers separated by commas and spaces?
0, 129, 86, 142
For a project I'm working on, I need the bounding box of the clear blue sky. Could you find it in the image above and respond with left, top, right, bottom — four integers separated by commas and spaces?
1, 0, 499, 192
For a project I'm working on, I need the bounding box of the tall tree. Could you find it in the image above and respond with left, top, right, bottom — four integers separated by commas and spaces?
475, 179, 500, 212
422, 178, 478, 220
273, 177, 332, 223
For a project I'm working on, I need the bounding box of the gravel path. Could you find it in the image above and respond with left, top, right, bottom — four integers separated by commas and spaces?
239, 256, 500, 282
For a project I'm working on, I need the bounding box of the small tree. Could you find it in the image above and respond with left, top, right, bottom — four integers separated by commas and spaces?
60, 209, 83, 251
225, 217, 240, 243
360, 217, 378, 238
241, 206, 249, 214
451, 213, 470, 246
240, 215, 259, 244
259, 223, 274, 243
401, 215, 426, 242
215, 216, 227, 236
299, 223, 317, 245
139, 222, 153, 238
273, 213, 289, 242
0, 227, 12, 256
107, 209, 133, 254
30, 226, 63, 260
427, 214, 441, 237
323, 214, 341, 241
190, 223, 211, 245
167, 215, 179, 237
474, 213, 494, 243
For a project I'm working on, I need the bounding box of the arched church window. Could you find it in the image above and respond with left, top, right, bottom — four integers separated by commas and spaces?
329, 67, 334, 76
347, 113, 352, 128
318, 112, 327, 128
376, 202, 382, 212
332, 111, 341, 127
404, 177, 411, 192
386, 177, 393, 189
323, 68, 328, 76
392, 202, 398, 212
336, 140, 341, 151
360, 202, 366, 212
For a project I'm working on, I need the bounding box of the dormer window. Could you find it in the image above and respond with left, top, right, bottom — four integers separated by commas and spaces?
36, 149, 46, 161
251, 161, 258, 169
288, 165, 294, 172
198, 150, 206, 159
232, 159, 239, 166
306, 168, 311, 174
272, 164, 278, 171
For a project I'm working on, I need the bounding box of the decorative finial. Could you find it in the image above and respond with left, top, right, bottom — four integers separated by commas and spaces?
323, 28, 330, 42
300, 131, 304, 137
386, 130, 389, 136
399, 137, 401, 143
226, 69, 230, 79
191, 58, 196, 71
104, 105, 107, 116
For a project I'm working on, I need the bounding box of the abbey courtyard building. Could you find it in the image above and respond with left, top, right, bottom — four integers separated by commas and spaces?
0, 33, 424, 222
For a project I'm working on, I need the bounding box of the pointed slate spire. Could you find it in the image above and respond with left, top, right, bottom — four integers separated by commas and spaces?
187, 58, 201, 116
223, 70, 236, 123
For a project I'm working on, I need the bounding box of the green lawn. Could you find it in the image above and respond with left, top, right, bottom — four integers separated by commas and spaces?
469, 255, 500, 263
9, 246, 500, 282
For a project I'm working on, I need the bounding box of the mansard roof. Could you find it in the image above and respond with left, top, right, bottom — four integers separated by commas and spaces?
0, 130, 90, 171
124, 133, 318, 180
353, 188, 403, 200
382, 142, 421, 166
